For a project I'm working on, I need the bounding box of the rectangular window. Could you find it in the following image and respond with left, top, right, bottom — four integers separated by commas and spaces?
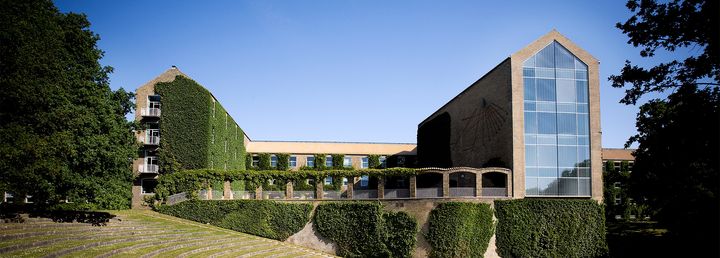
360, 175, 369, 187
361, 157, 369, 168
289, 156, 297, 167
306, 157, 315, 167
325, 155, 333, 168
379, 156, 387, 168
324, 177, 332, 185
270, 155, 277, 168
252, 156, 259, 168
343, 157, 352, 168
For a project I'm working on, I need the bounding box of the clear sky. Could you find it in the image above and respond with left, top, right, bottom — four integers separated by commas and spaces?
54, 0, 668, 148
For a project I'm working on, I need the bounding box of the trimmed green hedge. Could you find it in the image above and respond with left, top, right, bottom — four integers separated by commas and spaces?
494, 199, 608, 258
156, 200, 311, 240
314, 202, 417, 258
426, 202, 494, 258
155, 76, 245, 173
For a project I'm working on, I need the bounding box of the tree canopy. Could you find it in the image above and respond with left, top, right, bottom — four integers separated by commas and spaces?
611, 0, 718, 256
0, 0, 136, 209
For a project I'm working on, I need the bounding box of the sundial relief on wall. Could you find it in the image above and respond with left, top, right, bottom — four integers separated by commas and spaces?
451, 98, 509, 152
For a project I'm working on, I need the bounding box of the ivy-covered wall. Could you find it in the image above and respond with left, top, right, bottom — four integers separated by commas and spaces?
155, 75, 245, 173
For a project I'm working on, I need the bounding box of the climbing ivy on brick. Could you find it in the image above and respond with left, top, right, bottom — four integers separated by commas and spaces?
155, 75, 245, 173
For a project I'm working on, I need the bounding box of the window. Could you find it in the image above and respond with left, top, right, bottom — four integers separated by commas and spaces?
379, 156, 387, 168
252, 156, 259, 168
325, 155, 333, 168
523, 41, 591, 197
342, 178, 348, 186
361, 157, 369, 168
306, 157, 315, 168
360, 175, 369, 187
343, 157, 352, 168
141, 179, 158, 194
270, 155, 277, 168
289, 156, 297, 167
324, 177, 332, 185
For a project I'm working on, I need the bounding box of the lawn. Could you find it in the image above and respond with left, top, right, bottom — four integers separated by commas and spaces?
0, 210, 333, 258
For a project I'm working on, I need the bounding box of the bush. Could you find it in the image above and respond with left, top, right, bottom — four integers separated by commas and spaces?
426, 202, 494, 258
258, 153, 271, 170
331, 154, 344, 169
276, 153, 290, 170
494, 199, 608, 258
369, 155, 381, 168
156, 200, 311, 240
314, 202, 417, 257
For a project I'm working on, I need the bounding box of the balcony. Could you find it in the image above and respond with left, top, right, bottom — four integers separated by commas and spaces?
139, 133, 160, 145
138, 164, 159, 174
140, 108, 161, 117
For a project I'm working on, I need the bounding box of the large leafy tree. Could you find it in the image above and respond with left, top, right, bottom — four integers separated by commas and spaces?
0, 0, 136, 209
610, 0, 718, 255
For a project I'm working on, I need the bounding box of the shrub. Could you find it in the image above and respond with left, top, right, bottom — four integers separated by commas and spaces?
313, 154, 327, 169
258, 153, 271, 170
494, 199, 608, 258
331, 154, 344, 169
426, 202, 494, 258
314, 202, 417, 257
156, 200, 311, 240
369, 155, 381, 169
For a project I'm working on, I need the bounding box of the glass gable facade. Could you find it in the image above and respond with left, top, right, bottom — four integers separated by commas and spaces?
523, 41, 590, 197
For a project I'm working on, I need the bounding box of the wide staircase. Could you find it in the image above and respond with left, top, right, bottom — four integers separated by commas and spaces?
0, 210, 334, 258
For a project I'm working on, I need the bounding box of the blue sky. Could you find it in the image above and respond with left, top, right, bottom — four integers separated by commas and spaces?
55, 0, 665, 148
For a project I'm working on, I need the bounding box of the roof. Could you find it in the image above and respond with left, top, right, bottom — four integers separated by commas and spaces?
602, 148, 635, 161
246, 141, 417, 155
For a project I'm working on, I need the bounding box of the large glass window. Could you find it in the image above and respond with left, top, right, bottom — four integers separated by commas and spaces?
524, 41, 591, 197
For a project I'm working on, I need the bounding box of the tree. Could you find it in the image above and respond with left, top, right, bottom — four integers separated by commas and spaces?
0, 0, 136, 209
610, 0, 718, 255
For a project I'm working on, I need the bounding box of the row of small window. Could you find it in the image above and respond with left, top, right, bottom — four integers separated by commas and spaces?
523, 67, 588, 80
525, 144, 591, 168
525, 101, 588, 114
523, 78, 589, 103
251, 155, 386, 169
524, 112, 589, 135
525, 134, 589, 146
525, 177, 591, 196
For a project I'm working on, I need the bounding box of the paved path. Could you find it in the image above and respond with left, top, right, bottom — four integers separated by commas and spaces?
0, 210, 334, 258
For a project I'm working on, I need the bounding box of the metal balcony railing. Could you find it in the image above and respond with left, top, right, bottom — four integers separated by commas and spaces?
138, 164, 159, 174
141, 134, 159, 145
140, 108, 161, 117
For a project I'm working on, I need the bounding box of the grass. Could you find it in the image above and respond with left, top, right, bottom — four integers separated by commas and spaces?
0, 210, 333, 258
606, 220, 672, 258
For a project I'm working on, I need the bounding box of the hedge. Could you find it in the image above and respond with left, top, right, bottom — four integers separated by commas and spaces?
154, 168, 419, 200
494, 199, 608, 258
426, 202, 494, 258
155, 76, 246, 173
156, 200, 311, 240
314, 202, 417, 258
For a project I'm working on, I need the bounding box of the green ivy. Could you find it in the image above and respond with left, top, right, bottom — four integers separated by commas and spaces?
313, 154, 326, 169
155, 76, 246, 173
426, 202, 494, 258
245, 154, 253, 170
314, 202, 417, 257
331, 154, 344, 169
156, 200, 311, 240
258, 153, 271, 170
276, 153, 290, 171
153, 168, 419, 200
369, 155, 381, 169
494, 199, 608, 258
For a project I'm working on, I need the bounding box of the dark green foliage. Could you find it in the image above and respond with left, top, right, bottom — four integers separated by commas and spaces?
156, 200, 312, 240
155, 76, 213, 171
314, 202, 417, 258
258, 153, 271, 170
276, 153, 290, 170
313, 154, 327, 169
154, 168, 419, 200
331, 154, 344, 169
155, 76, 245, 173
368, 155, 381, 168
494, 199, 607, 258
0, 0, 134, 209
426, 202, 494, 258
